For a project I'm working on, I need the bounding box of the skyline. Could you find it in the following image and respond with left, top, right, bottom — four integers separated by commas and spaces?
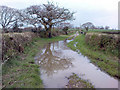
0, 0, 119, 29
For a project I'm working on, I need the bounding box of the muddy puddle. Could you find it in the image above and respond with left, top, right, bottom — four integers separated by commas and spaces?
34, 39, 118, 88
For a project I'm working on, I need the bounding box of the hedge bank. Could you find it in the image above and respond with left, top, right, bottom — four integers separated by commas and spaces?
85, 33, 120, 57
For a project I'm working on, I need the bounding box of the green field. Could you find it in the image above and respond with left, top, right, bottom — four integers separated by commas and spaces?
88, 29, 119, 33
68, 29, 120, 32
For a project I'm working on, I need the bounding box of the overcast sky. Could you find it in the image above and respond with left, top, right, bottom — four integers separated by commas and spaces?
0, 0, 119, 29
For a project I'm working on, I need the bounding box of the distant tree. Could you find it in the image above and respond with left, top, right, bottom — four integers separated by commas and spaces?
12, 21, 23, 32
0, 6, 19, 31
82, 22, 94, 31
91, 25, 96, 30
13, 21, 24, 32
105, 26, 110, 30
13, 21, 19, 32
63, 26, 69, 35
24, 2, 74, 38
99, 26, 104, 29
56, 22, 72, 29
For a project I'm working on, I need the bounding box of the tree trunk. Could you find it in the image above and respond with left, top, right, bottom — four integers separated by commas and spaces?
85, 27, 88, 32
48, 32, 52, 38
2, 26, 6, 31
44, 25, 52, 38
45, 29, 52, 38
65, 31, 68, 35
45, 29, 49, 38
47, 25, 52, 38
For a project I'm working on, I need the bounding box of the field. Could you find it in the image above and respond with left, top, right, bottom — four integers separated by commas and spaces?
68, 29, 120, 33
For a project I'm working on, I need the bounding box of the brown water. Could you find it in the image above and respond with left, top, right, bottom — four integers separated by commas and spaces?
34, 39, 118, 88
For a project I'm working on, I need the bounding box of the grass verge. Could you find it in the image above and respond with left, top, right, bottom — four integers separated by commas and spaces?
2, 35, 70, 88
66, 73, 94, 88
67, 34, 119, 79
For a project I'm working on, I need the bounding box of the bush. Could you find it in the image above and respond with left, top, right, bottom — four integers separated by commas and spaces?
85, 33, 119, 57
2, 32, 37, 63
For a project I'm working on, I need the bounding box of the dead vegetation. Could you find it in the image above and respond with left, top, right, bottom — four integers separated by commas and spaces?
2, 32, 37, 63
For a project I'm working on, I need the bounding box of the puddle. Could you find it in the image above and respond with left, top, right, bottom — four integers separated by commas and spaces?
34, 39, 118, 88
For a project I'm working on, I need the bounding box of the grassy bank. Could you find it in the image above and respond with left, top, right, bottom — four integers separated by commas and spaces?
66, 73, 94, 88
2, 35, 70, 88
69, 29, 119, 32
67, 34, 119, 79
85, 33, 119, 57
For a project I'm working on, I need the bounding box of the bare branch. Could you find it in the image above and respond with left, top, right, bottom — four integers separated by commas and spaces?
0, 6, 19, 30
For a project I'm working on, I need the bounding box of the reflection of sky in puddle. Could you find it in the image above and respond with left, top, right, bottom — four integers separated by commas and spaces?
35, 42, 73, 77
34, 40, 118, 88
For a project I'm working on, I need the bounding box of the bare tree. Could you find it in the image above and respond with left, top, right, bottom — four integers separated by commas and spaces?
82, 22, 94, 31
18, 9, 39, 30
25, 2, 74, 38
0, 6, 19, 31
105, 26, 110, 30
56, 22, 72, 35
100, 26, 104, 29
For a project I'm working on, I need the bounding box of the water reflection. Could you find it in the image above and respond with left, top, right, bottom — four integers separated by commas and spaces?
34, 40, 118, 88
35, 43, 73, 76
